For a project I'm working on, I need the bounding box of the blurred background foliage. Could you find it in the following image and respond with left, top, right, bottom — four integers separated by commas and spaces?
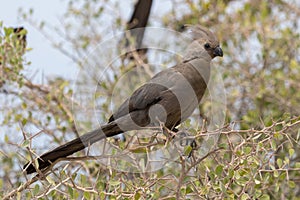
1, 0, 300, 199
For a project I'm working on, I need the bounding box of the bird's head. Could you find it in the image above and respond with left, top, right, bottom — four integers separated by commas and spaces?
183, 25, 223, 62
199, 38, 223, 59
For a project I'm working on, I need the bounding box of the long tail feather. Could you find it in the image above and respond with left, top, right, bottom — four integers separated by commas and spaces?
24, 122, 121, 174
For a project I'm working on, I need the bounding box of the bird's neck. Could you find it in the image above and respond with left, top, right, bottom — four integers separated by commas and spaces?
182, 42, 212, 63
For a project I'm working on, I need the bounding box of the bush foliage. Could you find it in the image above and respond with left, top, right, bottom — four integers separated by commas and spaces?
1, 1, 300, 199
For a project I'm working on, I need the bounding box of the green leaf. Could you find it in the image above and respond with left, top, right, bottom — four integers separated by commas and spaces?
274, 132, 283, 140
284, 157, 290, 166
134, 191, 141, 200
215, 165, 223, 176
4, 134, 9, 143
80, 174, 87, 185
46, 176, 55, 185
228, 169, 234, 178
288, 181, 296, 188
275, 183, 280, 192
22, 139, 30, 148
234, 171, 241, 180
130, 146, 148, 154
17, 192, 21, 200
49, 190, 56, 197
186, 186, 193, 194
244, 146, 251, 154
261, 2, 269, 20
109, 180, 121, 186
271, 139, 277, 151
260, 194, 270, 200
4, 27, 13, 36
72, 172, 77, 179
184, 145, 192, 156
100, 192, 105, 199
21, 118, 27, 126
83, 191, 90, 199
21, 102, 27, 109
33, 184, 40, 196
255, 190, 262, 198
68, 186, 73, 199
279, 172, 286, 180
290, 59, 298, 70
29, 8, 34, 15
241, 193, 249, 200
282, 112, 291, 121
218, 143, 227, 149
276, 158, 283, 168
288, 148, 295, 157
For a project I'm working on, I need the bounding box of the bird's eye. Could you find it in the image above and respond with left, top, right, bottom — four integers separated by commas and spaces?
204, 43, 210, 49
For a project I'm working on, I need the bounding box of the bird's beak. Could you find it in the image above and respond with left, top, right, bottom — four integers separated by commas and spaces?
213, 47, 223, 57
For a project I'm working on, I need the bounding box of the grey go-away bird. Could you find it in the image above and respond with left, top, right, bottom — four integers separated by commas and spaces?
24, 25, 223, 174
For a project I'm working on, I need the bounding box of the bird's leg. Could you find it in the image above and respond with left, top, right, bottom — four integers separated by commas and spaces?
158, 122, 177, 148
162, 126, 176, 140
174, 130, 198, 158
199, 112, 210, 132
188, 139, 197, 158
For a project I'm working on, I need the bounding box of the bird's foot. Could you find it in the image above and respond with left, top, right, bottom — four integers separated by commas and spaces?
174, 130, 198, 158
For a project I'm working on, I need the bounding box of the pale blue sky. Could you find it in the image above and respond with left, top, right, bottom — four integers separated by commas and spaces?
0, 0, 78, 82
0, 0, 177, 148
0, 0, 174, 83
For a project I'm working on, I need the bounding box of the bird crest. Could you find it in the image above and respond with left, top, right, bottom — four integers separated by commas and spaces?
184, 24, 219, 46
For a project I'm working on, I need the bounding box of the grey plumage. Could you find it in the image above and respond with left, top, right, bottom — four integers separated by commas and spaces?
24, 25, 223, 174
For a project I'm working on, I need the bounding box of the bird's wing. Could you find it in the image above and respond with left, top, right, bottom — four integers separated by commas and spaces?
108, 68, 177, 122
